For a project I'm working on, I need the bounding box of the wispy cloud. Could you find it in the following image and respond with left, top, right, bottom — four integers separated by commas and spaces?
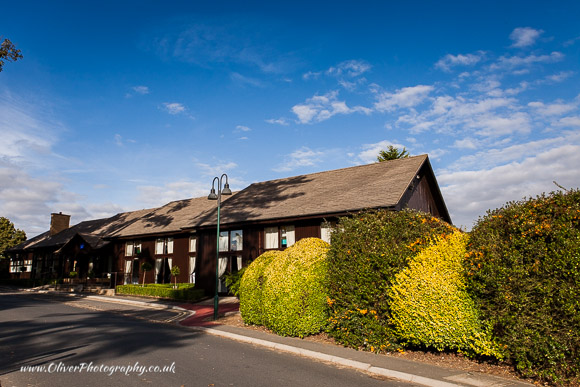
292, 91, 371, 124
236, 125, 251, 132
273, 147, 325, 172
491, 52, 564, 70
509, 27, 543, 48
161, 102, 190, 117
374, 85, 434, 112
265, 117, 290, 126
327, 60, 371, 77
435, 51, 485, 72
230, 72, 265, 87
132, 85, 149, 94
196, 161, 238, 177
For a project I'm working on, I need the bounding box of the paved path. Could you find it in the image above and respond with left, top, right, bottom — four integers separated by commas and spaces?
12, 287, 534, 387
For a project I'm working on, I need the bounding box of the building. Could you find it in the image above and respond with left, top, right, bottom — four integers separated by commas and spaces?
8, 155, 451, 295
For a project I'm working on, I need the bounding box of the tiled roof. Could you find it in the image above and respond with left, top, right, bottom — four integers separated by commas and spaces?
109, 196, 230, 238
194, 154, 429, 227
12, 155, 437, 243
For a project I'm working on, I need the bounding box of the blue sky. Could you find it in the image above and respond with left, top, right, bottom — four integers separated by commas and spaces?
1, 1, 580, 236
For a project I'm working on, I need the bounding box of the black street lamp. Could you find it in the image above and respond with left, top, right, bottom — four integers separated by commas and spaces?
208, 173, 232, 320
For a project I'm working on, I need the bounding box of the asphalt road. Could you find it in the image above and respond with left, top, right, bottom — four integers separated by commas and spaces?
0, 291, 415, 387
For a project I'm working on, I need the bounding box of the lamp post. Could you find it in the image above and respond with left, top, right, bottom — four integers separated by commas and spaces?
207, 173, 232, 320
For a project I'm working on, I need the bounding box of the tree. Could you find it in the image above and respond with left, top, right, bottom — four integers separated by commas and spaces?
377, 146, 410, 162
141, 262, 152, 286
171, 265, 180, 289
0, 38, 23, 72
0, 217, 26, 259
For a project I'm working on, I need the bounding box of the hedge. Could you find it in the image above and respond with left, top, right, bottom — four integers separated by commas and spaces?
262, 238, 330, 337
239, 251, 283, 325
326, 209, 456, 351
389, 231, 502, 358
116, 283, 205, 301
466, 189, 580, 384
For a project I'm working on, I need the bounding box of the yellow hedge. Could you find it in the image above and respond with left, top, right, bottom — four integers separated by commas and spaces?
262, 238, 330, 337
239, 250, 283, 325
388, 231, 502, 358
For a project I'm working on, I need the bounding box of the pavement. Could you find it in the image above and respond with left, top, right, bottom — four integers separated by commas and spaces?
17, 287, 534, 387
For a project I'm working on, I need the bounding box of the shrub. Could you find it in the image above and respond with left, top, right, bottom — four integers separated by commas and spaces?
389, 231, 502, 358
116, 283, 204, 301
327, 209, 456, 351
224, 267, 246, 297
262, 238, 330, 337
466, 189, 580, 383
239, 251, 282, 325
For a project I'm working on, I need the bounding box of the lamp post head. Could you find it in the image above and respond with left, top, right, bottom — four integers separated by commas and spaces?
222, 183, 232, 195
208, 187, 218, 200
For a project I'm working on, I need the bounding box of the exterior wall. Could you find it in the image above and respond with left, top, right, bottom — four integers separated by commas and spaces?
406, 177, 441, 218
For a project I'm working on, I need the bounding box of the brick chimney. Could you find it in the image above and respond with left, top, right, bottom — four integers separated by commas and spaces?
50, 212, 70, 236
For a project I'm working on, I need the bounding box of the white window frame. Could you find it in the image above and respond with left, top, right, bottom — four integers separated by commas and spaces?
321, 222, 332, 244
189, 235, 197, 253
125, 241, 134, 257
155, 238, 174, 255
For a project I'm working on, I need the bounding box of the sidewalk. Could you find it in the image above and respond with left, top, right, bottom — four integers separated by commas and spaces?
22, 287, 533, 387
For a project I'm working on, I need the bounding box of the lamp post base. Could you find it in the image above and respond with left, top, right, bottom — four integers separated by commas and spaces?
213, 294, 219, 320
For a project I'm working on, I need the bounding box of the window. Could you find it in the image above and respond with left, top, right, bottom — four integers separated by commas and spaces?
265, 227, 279, 249
155, 238, 173, 255
125, 241, 141, 256
265, 225, 295, 249
10, 256, 24, 273
189, 235, 197, 253
125, 242, 134, 257
219, 231, 229, 252
230, 230, 243, 251
281, 226, 295, 248
219, 230, 243, 252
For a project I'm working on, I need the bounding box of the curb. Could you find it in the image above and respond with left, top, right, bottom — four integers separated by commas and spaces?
198, 327, 462, 387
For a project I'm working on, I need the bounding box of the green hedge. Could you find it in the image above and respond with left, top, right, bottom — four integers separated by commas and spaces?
262, 238, 330, 337
326, 209, 456, 351
466, 189, 580, 384
116, 283, 204, 301
239, 251, 282, 325
389, 231, 502, 358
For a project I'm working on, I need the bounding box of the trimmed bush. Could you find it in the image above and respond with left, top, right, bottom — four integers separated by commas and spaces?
239, 251, 283, 325
466, 189, 580, 383
389, 231, 502, 358
116, 283, 204, 301
327, 209, 456, 351
262, 238, 330, 337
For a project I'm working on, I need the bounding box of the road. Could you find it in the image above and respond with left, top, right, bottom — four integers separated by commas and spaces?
0, 290, 414, 386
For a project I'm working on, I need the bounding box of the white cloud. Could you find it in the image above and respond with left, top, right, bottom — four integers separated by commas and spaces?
491, 52, 564, 70
303, 71, 321, 80
435, 51, 485, 72
509, 27, 543, 48
236, 125, 251, 132
161, 102, 187, 115
292, 91, 371, 124
555, 116, 580, 128
273, 147, 325, 172
132, 85, 150, 95
544, 71, 574, 83
327, 60, 371, 77
528, 101, 577, 116
114, 134, 123, 146
230, 72, 265, 87
265, 117, 290, 126
468, 112, 531, 137
439, 144, 580, 229
374, 85, 434, 112
136, 180, 212, 207
196, 161, 238, 177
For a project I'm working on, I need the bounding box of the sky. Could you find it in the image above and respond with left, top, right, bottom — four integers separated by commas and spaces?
1, 0, 580, 236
